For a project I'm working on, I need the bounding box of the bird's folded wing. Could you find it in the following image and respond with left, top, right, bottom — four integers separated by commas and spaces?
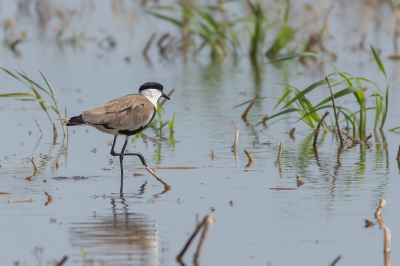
81, 95, 155, 131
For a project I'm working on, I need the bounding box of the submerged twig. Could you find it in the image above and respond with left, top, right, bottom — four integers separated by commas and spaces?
30, 157, 38, 175
44, 191, 53, 206
341, 130, 357, 143
330, 255, 342, 266
289, 128, 296, 139
397, 145, 400, 169
296, 174, 304, 187
177, 214, 213, 263
313, 110, 330, 147
44, 191, 53, 201
26, 157, 38, 180
262, 115, 268, 127
244, 149, 254, 167
194, 215, 214, 263
365, 133, 373, 143
56, 256, 68, 266
145, 166, 171, 190
326, 76, 344, 146
242, 94, 259, 122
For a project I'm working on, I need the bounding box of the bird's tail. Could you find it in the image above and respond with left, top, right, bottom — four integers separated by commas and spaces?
66, 115, 84, 126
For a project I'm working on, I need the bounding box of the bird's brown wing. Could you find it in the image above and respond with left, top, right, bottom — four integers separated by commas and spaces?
81, 95, 155, 131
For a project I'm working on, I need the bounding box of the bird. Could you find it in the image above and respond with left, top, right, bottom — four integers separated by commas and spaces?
66, 82, 170, 177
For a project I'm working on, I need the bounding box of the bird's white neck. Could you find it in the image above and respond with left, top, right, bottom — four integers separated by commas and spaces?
139, 89, 162, 107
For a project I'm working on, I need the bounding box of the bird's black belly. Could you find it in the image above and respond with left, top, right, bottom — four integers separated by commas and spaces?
118, 127, 147, 136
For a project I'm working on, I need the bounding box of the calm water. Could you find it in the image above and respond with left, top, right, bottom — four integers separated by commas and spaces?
1, 1, 400, 265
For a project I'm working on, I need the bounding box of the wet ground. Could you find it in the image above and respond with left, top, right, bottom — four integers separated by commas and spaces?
1, 1, 400, 265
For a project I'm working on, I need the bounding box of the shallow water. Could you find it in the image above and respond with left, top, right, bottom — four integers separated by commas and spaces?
1, 1, 400, 265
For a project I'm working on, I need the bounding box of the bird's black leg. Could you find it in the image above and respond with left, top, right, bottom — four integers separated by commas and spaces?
122, 136, 148, 167
118, 136, 130, 177
110, 135, 148, 177
109, 135, 125, 177
110, 135, 119, 156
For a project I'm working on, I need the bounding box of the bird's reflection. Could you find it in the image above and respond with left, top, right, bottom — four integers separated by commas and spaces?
69, 180, 162, 265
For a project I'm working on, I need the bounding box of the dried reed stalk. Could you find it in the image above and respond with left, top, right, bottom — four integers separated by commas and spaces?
194, 215, 214, 263
326, 76, 344, 146
375, 199, 386, 218
340, 130, 357, 143
145, 167, 171, 190
277, 141, 284, 161
242, 94, 259, 122
374, 199, 391, 266
233, 131, 239, 163
233, 130, 239, 148
244, 149, 254, 167
177, 214, 214, 262
313, 110, 330, 147
29, 157, 38, 175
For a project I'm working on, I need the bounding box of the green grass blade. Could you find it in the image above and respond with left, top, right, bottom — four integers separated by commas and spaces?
39, 71, 57, 103
279, 79, 327, 109
314, 86, 360, 109
0, 67, 29, 86
370, 44, 387, 79
255, 107, 301, 126
268, 52, 340, 73
0, 92, 35, 97
273, 89, 292, 109
16, 70, 52, 98
233, 97, 266, 108
146, 11, 184, 28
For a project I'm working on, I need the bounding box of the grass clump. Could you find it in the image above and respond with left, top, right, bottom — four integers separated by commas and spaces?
147, 1, 296, 59
0, 67, 66, 138
259, 45, 389, 141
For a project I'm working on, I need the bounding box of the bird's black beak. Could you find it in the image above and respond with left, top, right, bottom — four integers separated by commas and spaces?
162, 92, 170, 100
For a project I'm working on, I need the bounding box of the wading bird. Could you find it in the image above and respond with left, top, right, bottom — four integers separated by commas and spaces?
67, 82, 170, 177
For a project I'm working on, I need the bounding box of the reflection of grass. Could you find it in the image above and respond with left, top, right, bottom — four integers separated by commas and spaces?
259, 45, 389, 140
246, 0, 268, 58
265, 0, 296, 59
0, 67, 66, 138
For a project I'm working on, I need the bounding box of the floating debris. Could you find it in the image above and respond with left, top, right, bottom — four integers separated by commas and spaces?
364, 219, 375, 228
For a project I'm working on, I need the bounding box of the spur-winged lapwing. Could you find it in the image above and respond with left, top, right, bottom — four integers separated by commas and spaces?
67, 82, 170, 177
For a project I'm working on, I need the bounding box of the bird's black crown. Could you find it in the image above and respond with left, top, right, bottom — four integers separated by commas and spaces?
139, 82, 164, 92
